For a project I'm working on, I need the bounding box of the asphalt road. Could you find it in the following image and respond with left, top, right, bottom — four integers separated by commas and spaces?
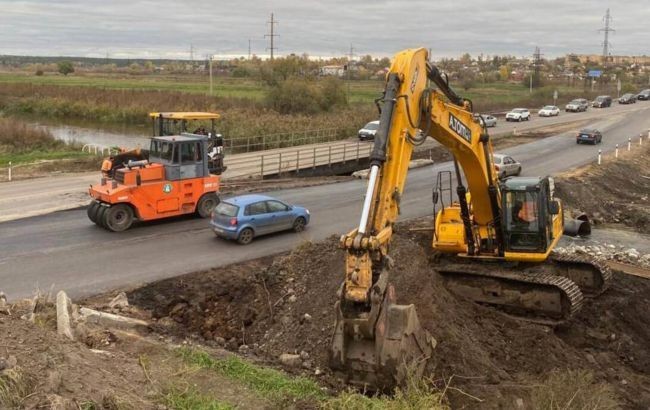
1, 105, 649, 300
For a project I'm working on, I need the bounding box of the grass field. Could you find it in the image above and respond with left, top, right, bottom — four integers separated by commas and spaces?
0, 72, 384, 104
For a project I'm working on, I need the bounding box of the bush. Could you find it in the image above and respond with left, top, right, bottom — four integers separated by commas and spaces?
57, 61, 74, 76
35, 69, 44, 76
265, 78, 322, 114
265, 77, 348, 114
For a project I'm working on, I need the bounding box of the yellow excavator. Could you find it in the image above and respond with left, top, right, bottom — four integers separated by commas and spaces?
329, 48, 611, 391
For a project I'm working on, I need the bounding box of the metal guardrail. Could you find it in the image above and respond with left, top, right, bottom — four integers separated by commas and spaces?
82, 144, 118, 156
224, 140, 373, 179
223, 127, 357, 154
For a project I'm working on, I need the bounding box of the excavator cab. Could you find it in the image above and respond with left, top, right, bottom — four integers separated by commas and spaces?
501, 176, 561, 253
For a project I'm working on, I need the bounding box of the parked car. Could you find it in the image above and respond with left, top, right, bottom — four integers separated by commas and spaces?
358, 120, 380, 141
474, 114, 497, 128
592, 95, 612, 108
211, 194, 310, 244
538, 105, 560, 117
565, 98, 589, 112
576, 128, 603, 145
505, 108, 530, 122
636, 89, 650, 101
618, 93, 637, 104
493, 153, 522, 179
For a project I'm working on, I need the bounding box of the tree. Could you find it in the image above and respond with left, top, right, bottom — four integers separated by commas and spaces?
57, 61, 74, 76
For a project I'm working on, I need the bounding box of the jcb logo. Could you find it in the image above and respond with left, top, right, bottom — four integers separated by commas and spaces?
449, 114, 472, 143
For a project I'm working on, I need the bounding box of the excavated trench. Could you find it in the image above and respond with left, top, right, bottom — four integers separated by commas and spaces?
124, 224, 650, 408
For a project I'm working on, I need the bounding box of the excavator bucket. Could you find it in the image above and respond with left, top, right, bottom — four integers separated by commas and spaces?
329, 281, 436, 392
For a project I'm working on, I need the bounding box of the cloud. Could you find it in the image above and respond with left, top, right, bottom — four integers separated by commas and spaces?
0, 0, 647, 59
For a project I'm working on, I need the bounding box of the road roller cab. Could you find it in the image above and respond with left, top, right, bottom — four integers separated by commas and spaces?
88, 133, 223, 231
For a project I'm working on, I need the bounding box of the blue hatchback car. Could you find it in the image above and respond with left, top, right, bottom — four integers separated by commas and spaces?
210, 194, 310, 244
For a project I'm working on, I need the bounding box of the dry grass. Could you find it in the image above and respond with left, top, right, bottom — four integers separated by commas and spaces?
0, 367, 35, 408
0, 83, 375, 141
530, 370, 619, 410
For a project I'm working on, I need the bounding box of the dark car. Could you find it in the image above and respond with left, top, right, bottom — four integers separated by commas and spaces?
576, 129, 603, 145
592, 95, 612, 108
618, 93, 637, 104
637, 89, 650, 101
210, 194, 310, 244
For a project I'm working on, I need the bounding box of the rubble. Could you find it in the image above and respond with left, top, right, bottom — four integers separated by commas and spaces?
0, 292, 10, 315
108, 292, 129, 309
56, 291, 75, 340
279, 353, 302, 368
554, 243, 650, 269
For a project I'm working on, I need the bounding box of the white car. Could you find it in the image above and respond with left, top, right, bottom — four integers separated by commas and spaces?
493, 153, 522, 179
538, 105, 560, 117
358, 120, 379, 141
505, 108, 530, 122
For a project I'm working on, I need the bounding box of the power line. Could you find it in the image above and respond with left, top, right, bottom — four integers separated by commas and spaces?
598, 8, 615, 61
265, 13, 279, 60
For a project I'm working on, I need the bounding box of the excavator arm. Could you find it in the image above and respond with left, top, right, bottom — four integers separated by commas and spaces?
330, 48, 498, 390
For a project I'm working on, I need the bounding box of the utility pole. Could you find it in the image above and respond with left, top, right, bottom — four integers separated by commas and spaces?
530, 46, 543, 92
248, 39, 252, 60
346, 44, 356, 103
265, 13, 279, 60
598, 8, 615, 62
190, 44, 194, 61
209, 55, 213, 95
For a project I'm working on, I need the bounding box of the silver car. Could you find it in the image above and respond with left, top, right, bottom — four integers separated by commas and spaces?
493, 154, 522, 179
475, 114, 497, 128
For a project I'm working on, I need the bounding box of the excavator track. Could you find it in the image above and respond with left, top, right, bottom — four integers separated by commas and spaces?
549, 252, 613, 296
437, 260, 585, 325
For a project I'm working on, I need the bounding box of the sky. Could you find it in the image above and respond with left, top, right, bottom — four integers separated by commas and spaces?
1, 0, 648, 60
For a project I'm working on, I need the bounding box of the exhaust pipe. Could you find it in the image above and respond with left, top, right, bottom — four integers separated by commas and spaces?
564, 213, 591, 237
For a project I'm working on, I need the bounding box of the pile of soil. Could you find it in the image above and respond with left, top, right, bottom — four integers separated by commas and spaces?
126, 222, 650, 408
555, 144, 650, 234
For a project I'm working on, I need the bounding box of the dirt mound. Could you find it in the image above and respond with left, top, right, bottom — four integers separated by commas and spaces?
127, 222, 650, 408
0, 300, 152, 408
555, 144, 650, 234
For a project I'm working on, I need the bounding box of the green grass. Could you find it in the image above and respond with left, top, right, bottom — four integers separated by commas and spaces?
177, 348, 326, 402
160, 387, 234, 410
0, 368, 34, 409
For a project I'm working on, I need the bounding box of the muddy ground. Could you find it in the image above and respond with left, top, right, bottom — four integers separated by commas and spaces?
555, 143, 650, 234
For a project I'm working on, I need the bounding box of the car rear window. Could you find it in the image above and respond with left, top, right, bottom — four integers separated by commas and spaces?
215, 202, 238, 217
493, 156, 502, 164
364, 122, 379, 130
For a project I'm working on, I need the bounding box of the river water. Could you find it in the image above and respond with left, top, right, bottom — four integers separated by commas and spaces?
22, 116, 151, 149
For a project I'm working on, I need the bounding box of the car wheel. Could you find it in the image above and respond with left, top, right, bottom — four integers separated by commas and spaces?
96, 205, 108, 227
104, 204, 134, 232
293, 217, 306, 232
237, 228, 254, 245
515, 167, 522, 176
87, 201, 100, 223
196, 193, 219, 218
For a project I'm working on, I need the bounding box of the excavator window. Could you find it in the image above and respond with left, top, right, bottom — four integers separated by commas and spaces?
504, 190, 545, 251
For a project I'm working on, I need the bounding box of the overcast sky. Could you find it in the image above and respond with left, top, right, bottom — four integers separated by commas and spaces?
1, 0, 648, 60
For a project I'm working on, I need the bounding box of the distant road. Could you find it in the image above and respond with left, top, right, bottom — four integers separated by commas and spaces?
1, 104, 649, 300
2, 102, 648, 223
